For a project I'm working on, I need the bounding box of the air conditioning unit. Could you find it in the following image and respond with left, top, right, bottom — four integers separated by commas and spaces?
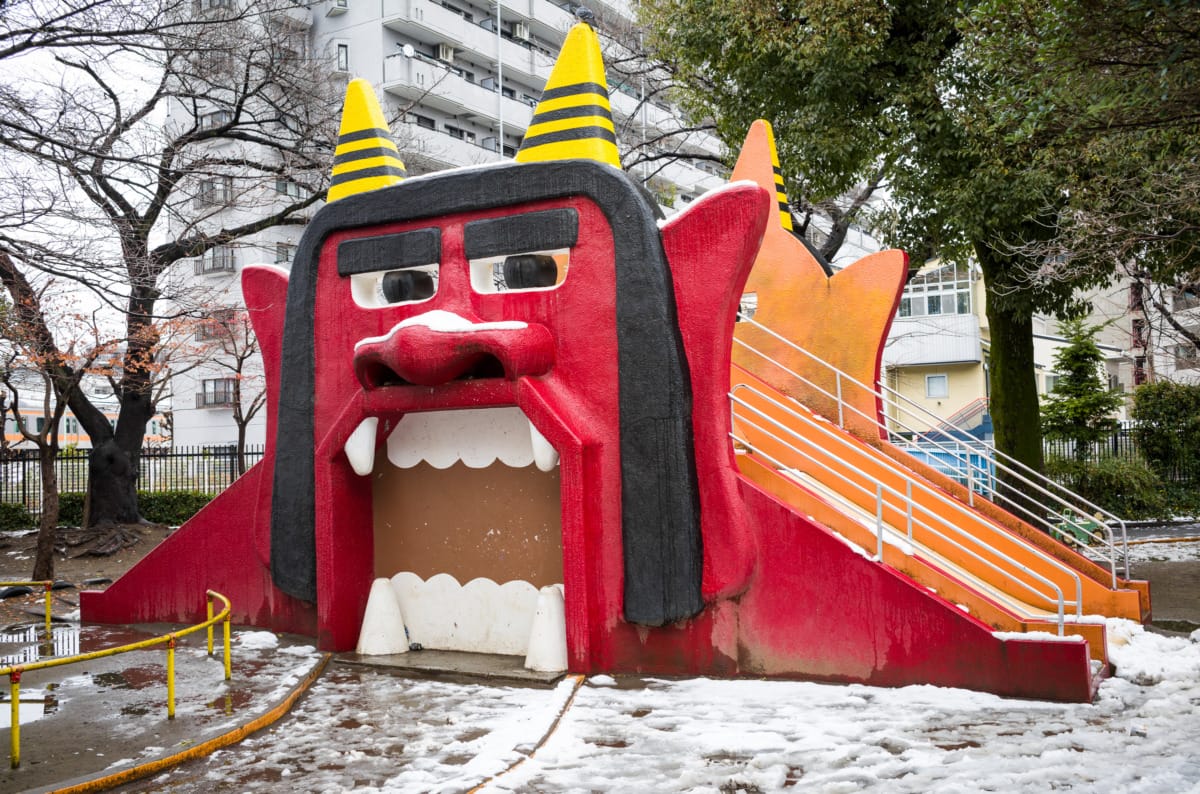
326, 0, 348, 15
436, 43, 455, 63
512, 22, 530, 41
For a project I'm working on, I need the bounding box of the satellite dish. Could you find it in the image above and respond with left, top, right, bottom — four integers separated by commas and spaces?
401, 44, 415, 58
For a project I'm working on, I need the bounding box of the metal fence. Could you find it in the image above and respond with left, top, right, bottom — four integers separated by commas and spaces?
0, 445, 265, 514
1042, 428, 1139, 465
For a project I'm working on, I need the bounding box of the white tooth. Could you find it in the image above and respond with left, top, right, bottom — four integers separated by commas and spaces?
524, 585, 568, 672
345, 417, 379, 476
529, 420, 559, 472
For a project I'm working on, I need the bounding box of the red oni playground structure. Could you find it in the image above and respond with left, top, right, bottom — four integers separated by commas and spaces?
82, 23, 1150, 703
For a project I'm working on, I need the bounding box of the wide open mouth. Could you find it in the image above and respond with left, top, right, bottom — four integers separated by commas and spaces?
345, 406, 565, 670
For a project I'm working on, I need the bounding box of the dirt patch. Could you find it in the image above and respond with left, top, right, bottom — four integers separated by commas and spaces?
0, 524, 172, 627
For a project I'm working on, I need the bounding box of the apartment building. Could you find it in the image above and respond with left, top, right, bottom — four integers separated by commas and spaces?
171, 0, 727, 448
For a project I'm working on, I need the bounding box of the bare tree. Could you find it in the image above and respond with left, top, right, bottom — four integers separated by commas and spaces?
0, 0, 341, 526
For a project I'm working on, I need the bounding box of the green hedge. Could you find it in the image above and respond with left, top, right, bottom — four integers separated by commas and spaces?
1045, 455, 1168, 520
0, 502, 35, 532
3, 489, 215, 529
1132, 381, 1200, 484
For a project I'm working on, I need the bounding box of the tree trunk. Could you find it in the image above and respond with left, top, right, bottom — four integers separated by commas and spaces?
86, 439, 142, 527
979, 250, 1046, 524
31, 445, 59, 581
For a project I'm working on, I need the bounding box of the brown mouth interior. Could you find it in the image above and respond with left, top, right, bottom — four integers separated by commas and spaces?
372, 459, 563, 587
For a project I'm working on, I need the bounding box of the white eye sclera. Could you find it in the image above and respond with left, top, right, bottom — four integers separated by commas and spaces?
469, 248, 570, 294
351, 263, 439, 308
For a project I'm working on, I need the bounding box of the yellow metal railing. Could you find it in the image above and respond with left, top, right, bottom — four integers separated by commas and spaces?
0, 580, 54, 638
1, 590, 233, 769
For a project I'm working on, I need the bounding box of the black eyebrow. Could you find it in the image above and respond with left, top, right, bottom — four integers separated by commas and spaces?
463, 208, 579, 259
337, 228, 441, 276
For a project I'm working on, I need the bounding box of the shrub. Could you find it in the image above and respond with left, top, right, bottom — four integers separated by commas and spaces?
0, 502, 35, 531
18, 490, 213, 528
1132, 381, 1200, 484
137, 491, 214, 525
57, 492, 87, 526
1045, 455, 1168, 520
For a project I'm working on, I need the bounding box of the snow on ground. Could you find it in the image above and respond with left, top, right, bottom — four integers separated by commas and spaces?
149, 617, 1200, 793
1121, 540, 1200, 564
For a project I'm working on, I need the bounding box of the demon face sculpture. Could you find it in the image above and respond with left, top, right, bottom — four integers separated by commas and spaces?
256, 160, 767, 658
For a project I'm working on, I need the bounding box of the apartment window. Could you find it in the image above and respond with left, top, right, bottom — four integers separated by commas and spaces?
1173, 288, 1200, 312
1134, 356, 1148, 386
194, 0, 233, 13
1129, 282, 1145, 311
197, 378, 237, 408
275, 178, 308, 199
194, 245, 237, 275
899, 262, 973, 318
198, 109, 233, 131
1174, 330, 1200, 369
444, 125, 475, 144
1044, 374, 1061, 394
275, 242, 297, 264
336, 43, 350, 72
195, 308, 236, 341
196, 175, 233, 207
411, 114, 435, 130
1131, 318, 1147, 348
925, 374, 949, 399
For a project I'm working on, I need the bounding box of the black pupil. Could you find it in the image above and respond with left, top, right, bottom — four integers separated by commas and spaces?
502, 254, 558, 289
382, 269, 435, 303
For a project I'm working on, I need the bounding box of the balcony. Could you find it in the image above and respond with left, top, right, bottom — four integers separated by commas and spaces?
382, 54, 533, 133
195, 392, 235, 408
271, 2, 312, 28
884, 313, 983, 368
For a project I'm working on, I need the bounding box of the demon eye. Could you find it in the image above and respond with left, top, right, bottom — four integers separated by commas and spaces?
469, 248, 569, 294
338, 228, 441, 308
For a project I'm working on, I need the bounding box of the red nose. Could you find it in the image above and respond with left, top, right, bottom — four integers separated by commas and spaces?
353, 320, 555, 388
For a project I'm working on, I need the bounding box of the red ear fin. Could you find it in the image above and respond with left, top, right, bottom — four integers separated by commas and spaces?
242, 264, 289, 419
662, 182, 771, 600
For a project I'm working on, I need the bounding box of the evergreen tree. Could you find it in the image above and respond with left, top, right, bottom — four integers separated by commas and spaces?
1040, 320, 1123, 461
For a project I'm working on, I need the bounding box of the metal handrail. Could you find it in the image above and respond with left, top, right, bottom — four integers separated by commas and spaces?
2, 590, 233, 769
734, 313, 1130, 583
731, 384, 1083, 633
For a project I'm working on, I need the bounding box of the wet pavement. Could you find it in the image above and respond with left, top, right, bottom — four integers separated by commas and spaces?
0, 625, 323, 794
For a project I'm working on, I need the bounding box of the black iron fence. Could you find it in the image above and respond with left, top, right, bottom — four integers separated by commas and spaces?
0, 445, 265, 514
1043, 428, 1139, 465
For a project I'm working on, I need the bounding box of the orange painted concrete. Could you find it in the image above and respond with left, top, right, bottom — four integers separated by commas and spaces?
731, 366, 1143, 631
729, 121, 908, 442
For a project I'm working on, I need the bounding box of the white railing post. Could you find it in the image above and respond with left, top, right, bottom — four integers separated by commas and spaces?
875, 482, 884, 561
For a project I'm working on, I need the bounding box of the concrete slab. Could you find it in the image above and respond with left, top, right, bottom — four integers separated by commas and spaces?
337, 649, 565, 685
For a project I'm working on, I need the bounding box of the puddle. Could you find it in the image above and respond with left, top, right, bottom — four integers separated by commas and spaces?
0, 623, 81, 667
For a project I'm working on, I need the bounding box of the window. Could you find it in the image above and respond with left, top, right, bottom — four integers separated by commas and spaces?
194, 245, 237, 275
444, 125, 475, 144
1129, 282, 1145, 311
411, 114, 435, 130
925, 374, 949, 399
899, 262, 973, 318
195, 308, 236, 340
1132, 318, 1147, 348
275, 243, 297, 264
1134, 356, 1148, 386
198, 109, 232, 131
1173, 288, 1200, 312
1174, 330, 1200, 369
275, 178, 308, 199
336, 43, 350, 72
65, 417, 78, 434
194, 0, 233, 14
197, 378, 237, 408
196, 175, 233, 207
35, 417, 45, 433
1044, 374, 1061, 394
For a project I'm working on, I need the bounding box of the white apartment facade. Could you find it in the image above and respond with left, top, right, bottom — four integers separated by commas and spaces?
170, 0, 727, 448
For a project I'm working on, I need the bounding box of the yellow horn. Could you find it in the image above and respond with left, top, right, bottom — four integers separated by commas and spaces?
327, 78, 407, 203
731, 120, 793, 231
516, 22, 621, 169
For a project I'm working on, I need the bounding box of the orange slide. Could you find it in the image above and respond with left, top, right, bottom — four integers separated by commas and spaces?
730, 365, 1147, 665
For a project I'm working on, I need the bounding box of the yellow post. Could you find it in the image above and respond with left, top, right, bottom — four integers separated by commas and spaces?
206, 597, 214, 656
43, 581, 52, 639
10, 670, 21, 769
166, 635, 176, 720
222, 616, 231, 681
